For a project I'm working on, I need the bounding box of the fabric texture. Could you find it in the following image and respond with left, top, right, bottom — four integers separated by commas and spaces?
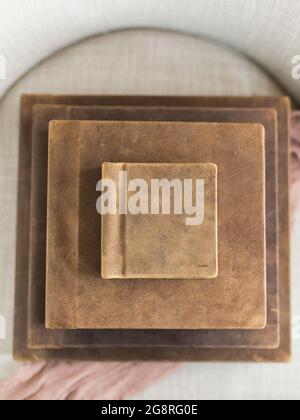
0, 362, 176, 400
0, 29, 297, 400
0, 0, 299, 104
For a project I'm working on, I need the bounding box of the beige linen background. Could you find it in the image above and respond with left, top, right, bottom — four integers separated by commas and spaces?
0, 0, 300, 104
0, 29, 299, 399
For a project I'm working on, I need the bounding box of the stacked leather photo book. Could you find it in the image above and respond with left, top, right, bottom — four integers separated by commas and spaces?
14, 95, 291, 362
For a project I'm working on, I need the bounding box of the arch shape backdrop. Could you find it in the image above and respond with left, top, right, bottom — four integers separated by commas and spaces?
0, 0, 299, 102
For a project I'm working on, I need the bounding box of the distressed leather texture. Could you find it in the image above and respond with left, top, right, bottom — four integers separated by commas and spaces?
101, 162, 218, 279
46, 120, 266, 330
27, 104, 278, 350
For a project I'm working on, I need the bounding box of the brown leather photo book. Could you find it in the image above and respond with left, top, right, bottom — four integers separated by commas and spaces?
28, 105, 278, 352
46, 120, 266, 331
101, 162, 218, 279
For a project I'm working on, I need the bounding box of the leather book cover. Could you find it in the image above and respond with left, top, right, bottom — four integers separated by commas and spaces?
28, 104, 278, 350
101, 162, 218, 279
46, 120, 266, 330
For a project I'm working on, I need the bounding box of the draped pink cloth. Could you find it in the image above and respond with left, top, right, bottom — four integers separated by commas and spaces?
0, 361, 177, 400
0, 112, 299, 400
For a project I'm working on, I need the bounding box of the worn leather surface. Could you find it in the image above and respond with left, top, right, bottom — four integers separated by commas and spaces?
15, 95, 290, 362
101, 162, 218, 279
46, 120, 266, 330
28, 105, 278, 350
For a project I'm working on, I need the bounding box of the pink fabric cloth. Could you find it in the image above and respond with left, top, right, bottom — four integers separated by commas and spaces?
0, 361, 177, 400
0, 112, 299, 400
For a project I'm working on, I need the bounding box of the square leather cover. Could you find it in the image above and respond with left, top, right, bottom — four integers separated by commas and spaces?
29, 105, 277, 349
46, 120, 266, 330
101, 162, 218, 280
15, 95, 290, 362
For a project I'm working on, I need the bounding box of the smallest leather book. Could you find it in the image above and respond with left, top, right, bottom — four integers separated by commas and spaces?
101, 162, 218, 280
